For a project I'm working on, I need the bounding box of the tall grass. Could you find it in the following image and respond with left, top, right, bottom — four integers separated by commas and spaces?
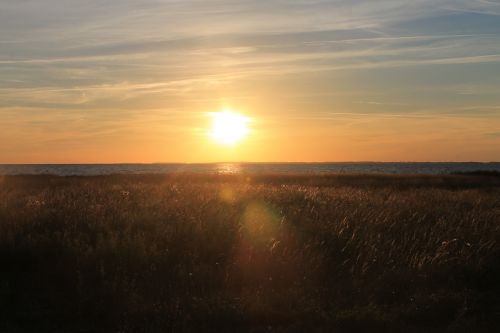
0, 174, 499, 332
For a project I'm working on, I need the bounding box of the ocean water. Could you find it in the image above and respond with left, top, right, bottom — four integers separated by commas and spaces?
0, 163, 499, 176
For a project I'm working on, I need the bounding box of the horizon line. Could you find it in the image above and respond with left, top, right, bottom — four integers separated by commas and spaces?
1, 161, 500, 165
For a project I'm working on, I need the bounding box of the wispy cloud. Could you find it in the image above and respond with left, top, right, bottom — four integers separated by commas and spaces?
1, 0, 500, 161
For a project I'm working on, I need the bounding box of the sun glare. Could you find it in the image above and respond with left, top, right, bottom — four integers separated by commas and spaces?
210, 110, 250, 145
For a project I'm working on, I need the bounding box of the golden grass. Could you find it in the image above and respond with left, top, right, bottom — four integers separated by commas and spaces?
0, 174, 499, 332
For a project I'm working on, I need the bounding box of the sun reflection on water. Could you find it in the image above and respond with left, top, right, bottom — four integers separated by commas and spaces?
215, 163, 242, 174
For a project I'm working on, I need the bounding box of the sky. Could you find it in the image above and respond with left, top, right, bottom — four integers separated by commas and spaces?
1, 0, 500, 163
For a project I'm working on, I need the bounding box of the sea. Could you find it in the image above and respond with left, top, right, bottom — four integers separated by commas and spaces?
0, 163, 499, 176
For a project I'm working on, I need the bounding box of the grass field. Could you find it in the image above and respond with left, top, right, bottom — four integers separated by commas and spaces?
0, 174, 499, 332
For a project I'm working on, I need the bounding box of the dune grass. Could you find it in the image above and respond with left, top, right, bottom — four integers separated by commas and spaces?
0, 173, 499, 332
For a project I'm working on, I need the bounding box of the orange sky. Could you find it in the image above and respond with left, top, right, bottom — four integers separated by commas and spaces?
1, 1, 499, 163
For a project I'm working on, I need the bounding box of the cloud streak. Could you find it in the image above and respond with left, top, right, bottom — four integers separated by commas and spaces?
1, 0, 499, 162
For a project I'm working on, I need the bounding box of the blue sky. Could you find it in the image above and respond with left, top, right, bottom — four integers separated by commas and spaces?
1, 0, 499, 162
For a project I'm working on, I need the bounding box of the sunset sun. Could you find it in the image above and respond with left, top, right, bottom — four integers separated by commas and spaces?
210, 110, 251, 145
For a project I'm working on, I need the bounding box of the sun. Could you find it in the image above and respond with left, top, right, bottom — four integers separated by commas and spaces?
210, 110, 251, 145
